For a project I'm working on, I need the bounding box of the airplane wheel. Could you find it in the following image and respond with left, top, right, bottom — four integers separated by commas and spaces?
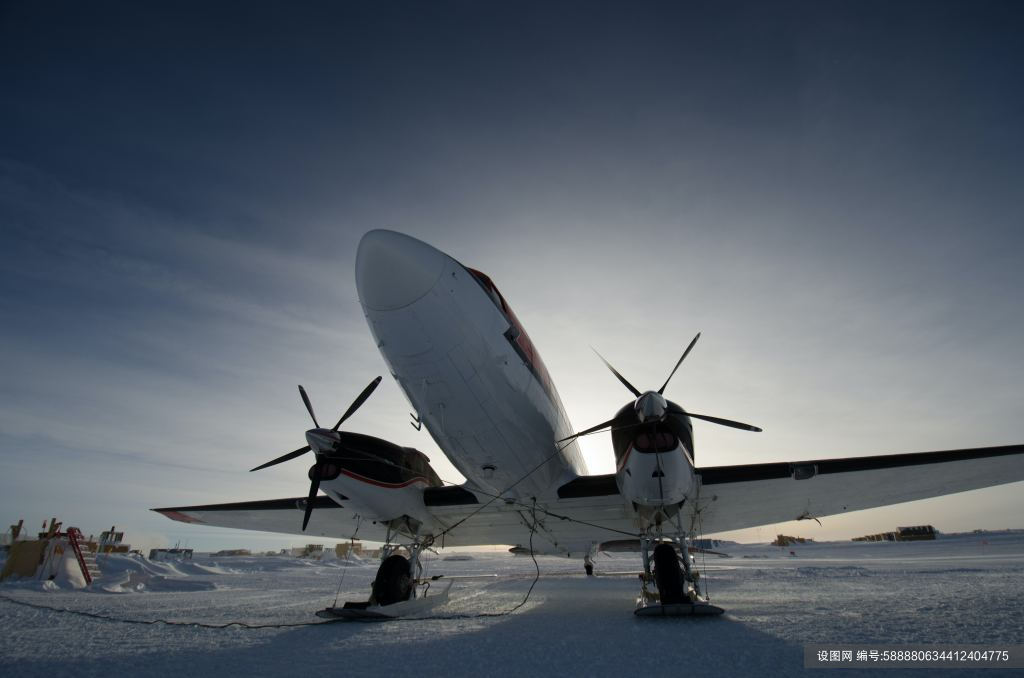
653, 543, 685, 604
372, 554, 413, 606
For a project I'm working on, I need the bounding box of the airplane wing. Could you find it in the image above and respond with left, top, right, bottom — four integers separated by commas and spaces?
690, 443, 1024, 534
423, 485, 634, 556
152, 496, 390, 542
154, 444, 1024, 549
547, 444, 1024, 540
153, 486, 636, 555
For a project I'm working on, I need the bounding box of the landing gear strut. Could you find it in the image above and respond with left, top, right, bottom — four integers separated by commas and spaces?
369, 530, 428, 605
635, 530, 723, 617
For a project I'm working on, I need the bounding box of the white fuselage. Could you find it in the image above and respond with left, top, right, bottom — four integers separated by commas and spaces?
355, 230, 587, 501
352, 230, 697, 536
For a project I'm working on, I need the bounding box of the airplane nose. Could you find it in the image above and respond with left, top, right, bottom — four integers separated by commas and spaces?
356, 230, 448, 310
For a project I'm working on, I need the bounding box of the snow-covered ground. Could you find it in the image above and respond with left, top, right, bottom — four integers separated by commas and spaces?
2, 532, 1022, 677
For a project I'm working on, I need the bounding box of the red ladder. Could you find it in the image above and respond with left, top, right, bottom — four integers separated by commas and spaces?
65, 527, 93, 585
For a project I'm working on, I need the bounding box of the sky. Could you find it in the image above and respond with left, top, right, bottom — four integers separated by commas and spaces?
1, 1, 1023, 553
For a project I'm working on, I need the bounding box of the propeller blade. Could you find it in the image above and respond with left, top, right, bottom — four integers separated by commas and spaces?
658, 332, 701, 395
298, 385, 320, 428
249, 445, 312, 472
557, 416, 620, 444
302, 464, 322, 531
592, 348, 642, 397
332, 376, 383, 431
684, 411, 762, 433
557, 418, 643, 444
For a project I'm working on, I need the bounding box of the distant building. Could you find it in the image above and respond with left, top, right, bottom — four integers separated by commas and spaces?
773, 535, 813, 546
692, 539, 723, 549
853, 531, 898, 542
1, 519, 106, 585
291, 544, 325, 558
335, 541, 364, 558
1, 519, 26, 554
149, 548, 194, 562
853, 525, 937, 542
897, 525, 937, 541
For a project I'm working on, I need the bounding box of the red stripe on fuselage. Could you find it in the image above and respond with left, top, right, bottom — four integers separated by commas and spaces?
156, 510, 205, 524
617, 444, 634, 472
338, 468, 431, 489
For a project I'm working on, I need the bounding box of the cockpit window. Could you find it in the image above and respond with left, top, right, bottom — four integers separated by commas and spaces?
633, 430, 678, 453
465, 265, 557, 405
483, 286, 503, 310
467, 268, 508, 312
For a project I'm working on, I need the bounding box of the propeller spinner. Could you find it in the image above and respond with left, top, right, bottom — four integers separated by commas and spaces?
250, 376, 383, 530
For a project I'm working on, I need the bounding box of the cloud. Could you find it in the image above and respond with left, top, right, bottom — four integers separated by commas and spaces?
2, 3, 1022, 550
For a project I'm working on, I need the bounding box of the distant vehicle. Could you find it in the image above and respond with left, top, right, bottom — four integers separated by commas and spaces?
149, 548, 193, 562
155, 230, 1024, 616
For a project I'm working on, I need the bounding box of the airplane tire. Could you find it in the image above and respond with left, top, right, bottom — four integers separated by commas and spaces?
372, 554, 413, 606
653, 543, 685, 604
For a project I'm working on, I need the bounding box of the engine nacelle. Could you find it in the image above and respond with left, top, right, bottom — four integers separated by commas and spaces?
610, 399, 697, 518
316, 432, 442, 527
617, 436, 694, 506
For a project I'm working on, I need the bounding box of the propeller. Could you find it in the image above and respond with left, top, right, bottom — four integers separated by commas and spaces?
332, 376, 382, 431
658, 332, 700, 395
249, 376, 383, 530
592, 348, 641, 398
560, 333, 761, 444
669, 408, 762, 433
249, 444, 312, 473
299, 385, 319, 428
557, 415, 642, 445
304, 464, 322, 531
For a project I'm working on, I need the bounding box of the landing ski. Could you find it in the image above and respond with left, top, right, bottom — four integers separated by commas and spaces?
634, 600, 724, 617
317, 581, 452, 621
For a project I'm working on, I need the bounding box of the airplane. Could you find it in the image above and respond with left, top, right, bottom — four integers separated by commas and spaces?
155, 229, 1024, 617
